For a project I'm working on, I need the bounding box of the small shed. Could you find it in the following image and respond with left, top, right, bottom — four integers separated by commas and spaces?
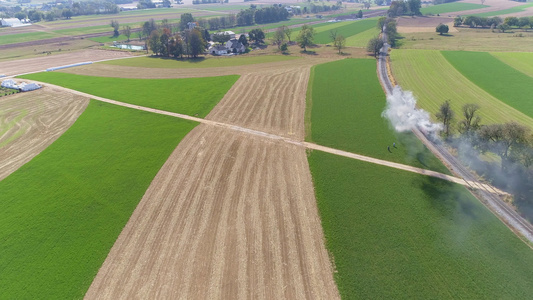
1, 18, 24, 27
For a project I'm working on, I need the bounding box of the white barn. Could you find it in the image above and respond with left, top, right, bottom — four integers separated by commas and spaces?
1, 18, 25, 27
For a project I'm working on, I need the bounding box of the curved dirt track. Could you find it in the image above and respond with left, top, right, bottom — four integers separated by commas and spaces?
0, 87, 89, 181
85, 125, 339, 300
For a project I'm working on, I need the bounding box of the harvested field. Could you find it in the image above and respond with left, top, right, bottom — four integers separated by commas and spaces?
85, 126, 339, 299
206, 66, 309, 138
444, 0, 524, 16
0, 87, 88, 181
396, 16, 458, 33
0, 49, 134, 76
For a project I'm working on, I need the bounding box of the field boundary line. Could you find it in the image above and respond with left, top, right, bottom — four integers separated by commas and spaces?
28, 81, 507, 194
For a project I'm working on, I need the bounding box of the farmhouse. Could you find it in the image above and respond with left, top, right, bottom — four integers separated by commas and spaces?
209, 44, 228, 55
225, 39, 246, 54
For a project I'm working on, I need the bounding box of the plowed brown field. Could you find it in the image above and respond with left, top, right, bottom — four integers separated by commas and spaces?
85, 58, 340, 299
0, 87, 88, 180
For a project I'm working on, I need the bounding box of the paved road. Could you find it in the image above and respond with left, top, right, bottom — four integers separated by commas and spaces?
377, 27, 533, 243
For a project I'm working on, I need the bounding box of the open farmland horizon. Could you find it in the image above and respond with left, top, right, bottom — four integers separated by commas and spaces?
2, 0, 533, 297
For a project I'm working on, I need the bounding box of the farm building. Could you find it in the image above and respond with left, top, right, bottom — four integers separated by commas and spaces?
0, 18, 30, 27
1, 79, 41, 91
209, 44, 228, 55
214, 31, 236, 39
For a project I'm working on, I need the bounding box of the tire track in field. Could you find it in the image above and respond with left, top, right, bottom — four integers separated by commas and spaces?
85, 126, 339, 299
0, 87, 88, 181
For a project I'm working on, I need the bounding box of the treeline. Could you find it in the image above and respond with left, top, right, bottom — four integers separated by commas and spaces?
236, 5, 289, 26
137, 0, 172, 9
148, 28, 207, 58
11, 0, 119, 22
204, 14, 237, 30
309, 3, 342, 14
192, 0, 228, 4
388, 0, 421, 17
435, 102, 533, 210
455, 15, 533, 32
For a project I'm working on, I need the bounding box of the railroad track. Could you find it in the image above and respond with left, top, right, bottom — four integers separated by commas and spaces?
377, 28, 533, 243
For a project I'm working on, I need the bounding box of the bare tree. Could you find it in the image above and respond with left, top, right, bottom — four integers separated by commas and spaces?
458, 103, 481, 135
329, 29, 338, 43
272, 27, 286, 49
122, 25, 132, 42
436, 100, 455, 138
282, 25, 292, 43
333, 35, 346, 54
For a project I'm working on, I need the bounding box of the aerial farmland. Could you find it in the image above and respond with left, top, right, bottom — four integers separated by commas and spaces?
1, 0, 533, 298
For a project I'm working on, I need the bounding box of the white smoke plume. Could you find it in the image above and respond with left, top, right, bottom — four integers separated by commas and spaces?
382, 86, 443, 135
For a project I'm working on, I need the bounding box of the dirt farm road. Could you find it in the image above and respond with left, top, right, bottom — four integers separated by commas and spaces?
34, 80, 504, 194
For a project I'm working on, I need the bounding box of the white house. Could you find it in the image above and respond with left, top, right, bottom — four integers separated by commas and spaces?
225, 38, 246, 54
209, 44, 228, 55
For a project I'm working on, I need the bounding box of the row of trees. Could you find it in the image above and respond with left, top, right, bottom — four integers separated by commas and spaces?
236, 6, 289, 26
13, 0, 119, 22
148, 28, 206, 58
455, 15, 533, 31
366, 18, 398, 56
388, 0, 421, 17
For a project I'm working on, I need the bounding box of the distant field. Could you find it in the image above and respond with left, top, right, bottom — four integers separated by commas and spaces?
491, 51, 533, 78
420, 2, 488, 15
233, 18, 316, 35
399, 28, 533, 52
89, 34, 128, 43
309, 151, 533, 299
20, 73, 238, 117
0, 32, 61, 46
390, 49, 533, 128
0, 100, 197, 298
313, 18, 378, 44
442, 51, 533, 119
307, 58, 448, 173
190, 4, 248, 11
344, 26, 380, 47
101, 55, 299, 68
472, 2, 533, 17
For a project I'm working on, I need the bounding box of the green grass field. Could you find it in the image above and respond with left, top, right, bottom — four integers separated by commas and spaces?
313, 18, 378, 44
307, 58, 448, 173
232, 18, 317, 36
491, 51, 533, 78
89, 34, 128, 43
344, 26, 380, 47
442, 50, 533, 119
0, 100, 197, 299
19, 73, 238, 117
420, 2, 488, 15
309, 151, 533, 299
472, 2, 533, 17
274, 18, 378, 45
390, 49, 533, 129
0, 32, 61, 46
100, 55, 298, 68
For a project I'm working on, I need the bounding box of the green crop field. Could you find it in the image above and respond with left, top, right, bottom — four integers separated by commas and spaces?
420, 2, 488, 15
275, 19, 378, 45
313, 18, 377, 44
232, 18, 316, 36
442, 51, 533, 119
19, 73, 238, 117
190, 4, 249, 12
309, 151, 533, 299
390, 49, 533, 129
0, 32, 61, 46
101, 55, 299, 68
0, 100, 197, 299
472, 2, 533, 17
89, 34, 128, 43
344, 26, 380, 47
491, 51, 533, 78
307, 58, 448, 173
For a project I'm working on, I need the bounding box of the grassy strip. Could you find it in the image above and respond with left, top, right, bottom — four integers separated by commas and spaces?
89, 34, 128, 43
0, 31, 61, 46
100, 55, 298, 68
309, 151, 533, 299
420, 2, 488, 15
19, 72, 238, 117
472, 2, 533, 17
442, 50, 533, 119
307, 58, 448, 173
344, 26, 380, 47
0, 100, 197, 299
313, 18, 377, 44
491, 51, 533, 78
390, 49, 533, 129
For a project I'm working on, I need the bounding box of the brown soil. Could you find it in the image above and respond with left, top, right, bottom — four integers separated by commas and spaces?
397, 16, 458, 33
84, 58, 339, 299
0, 87, 89, 181
0, 49, 134, 76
